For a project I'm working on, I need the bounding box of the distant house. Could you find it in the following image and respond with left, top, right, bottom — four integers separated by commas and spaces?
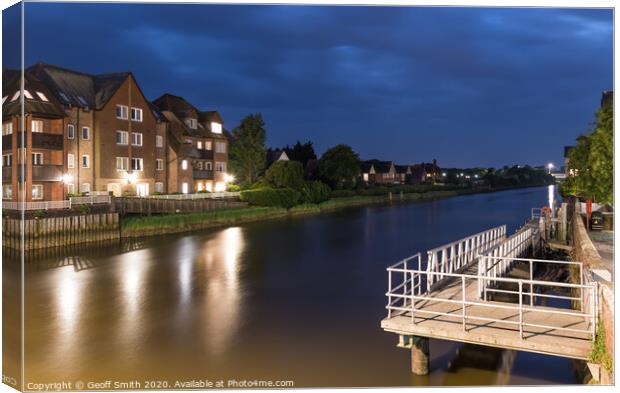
266, 149, 289, 167
360, 160, 397, 184
409, 160, 439, 184
395, 165, 411, 183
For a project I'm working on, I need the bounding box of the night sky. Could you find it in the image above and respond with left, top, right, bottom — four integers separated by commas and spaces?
2, 3, 613, 168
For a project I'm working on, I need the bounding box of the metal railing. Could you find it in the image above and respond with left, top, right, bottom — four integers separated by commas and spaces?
140, 192, 240, 200
531, 208, 542, 219
385, 267, 597, 340
2, 195, 111, 211
426, 225, 506, 290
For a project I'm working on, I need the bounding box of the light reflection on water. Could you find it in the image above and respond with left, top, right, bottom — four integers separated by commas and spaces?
7, 186, 580, 387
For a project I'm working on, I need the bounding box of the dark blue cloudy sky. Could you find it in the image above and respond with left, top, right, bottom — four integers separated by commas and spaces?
3, 3, 613, 167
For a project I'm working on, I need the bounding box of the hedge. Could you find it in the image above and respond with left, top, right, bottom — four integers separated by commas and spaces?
240, 187, 301, 208
301, 181, 331, 204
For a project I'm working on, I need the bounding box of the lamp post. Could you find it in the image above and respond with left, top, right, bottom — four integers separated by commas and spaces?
547, 163, 554, 174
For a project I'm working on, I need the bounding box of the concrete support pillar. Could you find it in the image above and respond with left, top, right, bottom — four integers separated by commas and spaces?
411, 336, 430, 375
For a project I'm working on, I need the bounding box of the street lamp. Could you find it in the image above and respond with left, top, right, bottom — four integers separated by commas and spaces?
224, 173, 235, 184
547, 163, 554, 174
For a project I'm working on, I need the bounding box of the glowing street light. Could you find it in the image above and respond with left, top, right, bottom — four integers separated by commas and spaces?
547, 163, 554, 174
224, 173, 235, 184
62, 173, 73, 184
125, 171, 137, 184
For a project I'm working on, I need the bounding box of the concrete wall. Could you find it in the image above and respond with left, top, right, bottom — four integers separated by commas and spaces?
572, 207, 614, 383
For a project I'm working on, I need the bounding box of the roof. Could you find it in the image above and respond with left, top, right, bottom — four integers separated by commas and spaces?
27, 62, 131, 110
2, 68, 66, 118
395, 165, 410, 174
363, 159, 393, 174
152, 94, 226, 140
266, 149, 289, 166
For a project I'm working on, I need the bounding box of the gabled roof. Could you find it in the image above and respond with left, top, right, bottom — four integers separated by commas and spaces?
2, 68, 66, 118
153, 93, 199, 119
266, 149, 289, 166
395, 165, 411, 174
152, 94, 226, 140
363, 159, 393, 174
27, 62, 131, 110
360, 161, 374, 173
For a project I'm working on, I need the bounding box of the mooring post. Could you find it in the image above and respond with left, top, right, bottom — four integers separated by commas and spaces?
410, 336, 430, 375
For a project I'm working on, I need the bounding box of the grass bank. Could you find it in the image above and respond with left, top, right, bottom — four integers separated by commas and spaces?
121, 185, 542, 238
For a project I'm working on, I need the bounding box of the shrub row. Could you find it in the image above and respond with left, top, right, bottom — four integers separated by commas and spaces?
239, 188, 301, 209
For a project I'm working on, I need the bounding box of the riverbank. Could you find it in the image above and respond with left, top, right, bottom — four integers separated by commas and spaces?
120, 184, 548, 238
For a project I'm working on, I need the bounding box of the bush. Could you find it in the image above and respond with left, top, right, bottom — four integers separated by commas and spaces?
300, 181, 331, 204
331, 189, 356, 198
264, 160, 305, 190
197, 190, 211, 194
240, 187, 301, 209
34, 209, 45, 219
227, 184, 241, 192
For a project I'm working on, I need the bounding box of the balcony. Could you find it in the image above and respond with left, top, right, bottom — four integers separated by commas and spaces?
2, 135, 11, 150
198, 150, 214, 160
193, 169, 214, 180
17, 165, 63, 182
15, 132, 64, 150
2, 167, 11, 182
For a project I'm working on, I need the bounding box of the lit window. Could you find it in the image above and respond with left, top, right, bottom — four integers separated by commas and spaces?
82, 183, 91, 193
116, 157, 129, 171
10, 91, 20, 102
211, 122, 222, 134
32, 153, 43, 165
116, 130, 128, 145
116, 105, 129, 119
67, 124, 75, 139
156, 159, 164, 171
2, 185, 12, 200
197, 141, 203, 150
215, 142, 227, 153
182, 182, 189, 194
68, 184, 75, 194
181, 160, 188, 170
206, 182, 213, 192
205, 141, 213, 150
1, 96, 7, 104
2, 122, 13, 136
363, 173, 369, 182
36, 91, 49, 101
131, 158, 143, 171
197, 182, 204, 191
197, 162, 203, 170
131, 132, 143, 146
215, 182, 226, 192
32, 184, 43, 200
23, 90, 33, 99
2, 154, 12, 167
67, 154, 74, 169
156, 135, 163, 147
32, 120, 43, 133
131, 107, 143, 122
155, 182, 163, 193
81, 127, 90, 140
82, 155, 90, 168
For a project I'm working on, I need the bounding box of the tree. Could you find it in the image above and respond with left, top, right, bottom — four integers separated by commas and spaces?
284, 141, 317, 167
318, 144, 360, 189
229, 114, 267, 185
264, 160, 305, 190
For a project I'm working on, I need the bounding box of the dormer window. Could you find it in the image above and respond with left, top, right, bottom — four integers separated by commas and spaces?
186, 118, 197, 129
58, 92, 70, 104
10, 91, 20, 102
211, 122, 222, 134
36, 91, 49, 102
23, 90, 33, 99
77, 96, 88, 107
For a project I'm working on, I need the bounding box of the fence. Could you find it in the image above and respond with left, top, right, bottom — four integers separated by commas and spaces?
116, 196, 247, 215
425, 225, 506, 290
385, 265, 597, 340
142, 192, 240, 200
2, 195, 111, 211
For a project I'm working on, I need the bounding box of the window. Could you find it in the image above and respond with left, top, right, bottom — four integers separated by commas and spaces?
67, 184, 75, 194
1, 96, 7, 104
2, 154, 12, 167
32, 184, 43, 200
131, 132, 143, 146
2, 185, 12, 200
32, 120, 43, 133
82, 183, 90, 193
36, 91, 49, 101
131, 107, 143, 122
67, 124, 75, 139
131, 158, 143, 171
10, 91, 20, 102
181, 160, 188, 170
82, 155, 90, 168
205, 141, 213, 150
182, 182, 189, 194
185, 118, 197, 129
58, 92, 70, 104
23, 90, 33, 99
197, 162, 203, 170
215, 142, 227, 153
2, 122, 12, 136
32, 153, 43, 165
116, 157, 129, 171
155, 182, 163, 193
116, 105, 128, 119
197, 182, 204, 192
67, 154, 75, 169
156, 135, 163, 148
211, 122, 222, 134
197, 141, 203, 150
156, 159, 164, 171
206, 162, 213, 170
81, 127, 90, 140
215, 162, 226, 172
116, 130, 129, 145
77, 96, 88, 107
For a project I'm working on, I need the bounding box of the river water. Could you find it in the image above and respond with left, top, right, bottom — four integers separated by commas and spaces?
4, 186, 581, 388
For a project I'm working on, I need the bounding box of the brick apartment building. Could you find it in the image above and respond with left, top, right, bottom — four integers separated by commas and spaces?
153, 94, 228, 193
2, 62, 228, 201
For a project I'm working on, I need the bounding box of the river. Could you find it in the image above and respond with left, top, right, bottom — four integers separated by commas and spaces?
4, 185, 580, 388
